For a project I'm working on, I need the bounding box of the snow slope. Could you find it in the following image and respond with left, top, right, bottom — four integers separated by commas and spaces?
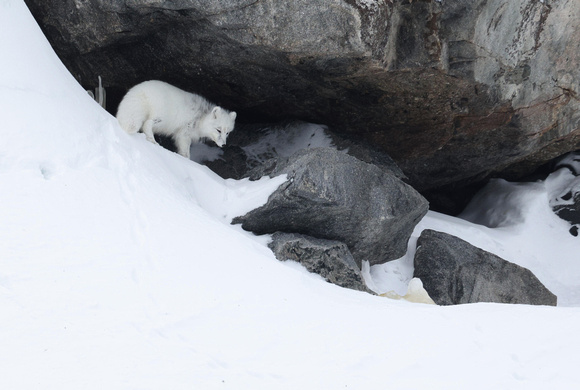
2, 1, 580, 388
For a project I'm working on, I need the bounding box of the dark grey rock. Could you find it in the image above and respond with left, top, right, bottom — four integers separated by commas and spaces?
202, 144, 249, 180
414, 229, 557, 306
203, 121, 406, 181
327, 131, 407, 181
233, 148, 429, 266
268, 232, 371, 293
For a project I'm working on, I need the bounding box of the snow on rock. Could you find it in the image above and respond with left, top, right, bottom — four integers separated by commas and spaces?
546, 166, 580, 236
2, 1, 580, 389
240, 122, 334, 168
459, 178, 545, 228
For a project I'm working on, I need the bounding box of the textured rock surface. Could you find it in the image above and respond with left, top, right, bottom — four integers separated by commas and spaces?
552, 190, 580, 237
205, 121, 406, 180
414, 229, 557, 306
233, 148, 429, 266
24, 0, 580, 200
268, 232, 371, 293
548, 157, 580, 236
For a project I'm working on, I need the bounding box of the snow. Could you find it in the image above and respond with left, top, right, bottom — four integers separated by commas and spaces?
240, 121, 334, 167
2, 1, 580, 388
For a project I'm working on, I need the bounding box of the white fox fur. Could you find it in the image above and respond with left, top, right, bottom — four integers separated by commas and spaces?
116, 80, 236, 158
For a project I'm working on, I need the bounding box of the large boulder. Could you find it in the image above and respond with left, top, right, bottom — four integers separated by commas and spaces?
24, 0, 580, 202
268, 232, 371, 293
233, 148, 429, 266
414, 229, 557, 306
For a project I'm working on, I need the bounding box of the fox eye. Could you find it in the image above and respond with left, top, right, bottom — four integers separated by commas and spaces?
216, 128, 222, 134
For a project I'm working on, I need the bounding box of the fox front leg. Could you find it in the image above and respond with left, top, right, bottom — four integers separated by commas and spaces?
174, 132, 192, 159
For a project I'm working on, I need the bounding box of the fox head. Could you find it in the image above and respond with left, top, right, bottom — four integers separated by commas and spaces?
205, 106, 236, 147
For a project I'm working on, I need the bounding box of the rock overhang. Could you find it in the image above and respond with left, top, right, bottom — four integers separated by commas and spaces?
23, 0, 580, 212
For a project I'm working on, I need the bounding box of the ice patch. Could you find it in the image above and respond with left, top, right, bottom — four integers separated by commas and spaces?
381, 278, 436, 305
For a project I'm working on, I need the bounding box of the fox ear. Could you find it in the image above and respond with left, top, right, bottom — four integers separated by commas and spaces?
230, 111, 237, 120
212, 106, 221, 119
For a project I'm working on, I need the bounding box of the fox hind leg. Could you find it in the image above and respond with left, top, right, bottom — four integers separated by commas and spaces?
141, 119, 158, 145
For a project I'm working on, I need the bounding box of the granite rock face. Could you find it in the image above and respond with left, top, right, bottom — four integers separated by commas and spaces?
24, 0, 580, 203
233, 148, 429, 266
414, 229, 557, 306
268, 232, 371, 293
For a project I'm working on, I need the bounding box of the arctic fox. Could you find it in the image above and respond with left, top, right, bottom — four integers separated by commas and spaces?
116, 80, 236, 158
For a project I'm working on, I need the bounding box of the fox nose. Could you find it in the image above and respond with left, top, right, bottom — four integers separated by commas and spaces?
217, 136, 227, 148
